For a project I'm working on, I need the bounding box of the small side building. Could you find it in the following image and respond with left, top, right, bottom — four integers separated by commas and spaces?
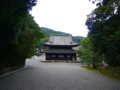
42, 34, 80, 61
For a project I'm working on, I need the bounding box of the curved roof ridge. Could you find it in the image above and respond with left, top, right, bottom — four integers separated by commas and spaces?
44, 34, 80, 47
50, 34, 71, 36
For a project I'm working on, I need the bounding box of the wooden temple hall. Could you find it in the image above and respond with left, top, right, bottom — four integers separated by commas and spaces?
42, 34, 80, 61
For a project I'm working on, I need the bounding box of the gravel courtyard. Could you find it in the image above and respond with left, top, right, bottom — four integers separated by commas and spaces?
0, 56, 120, 90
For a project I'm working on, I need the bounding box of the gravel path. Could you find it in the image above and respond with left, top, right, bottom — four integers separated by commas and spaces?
0, 56, 120, 90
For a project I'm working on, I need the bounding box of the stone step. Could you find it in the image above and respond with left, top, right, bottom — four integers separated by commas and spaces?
41, 60, 79, 63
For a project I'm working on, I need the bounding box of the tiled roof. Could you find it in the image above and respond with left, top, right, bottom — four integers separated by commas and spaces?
44, 34, 79, 46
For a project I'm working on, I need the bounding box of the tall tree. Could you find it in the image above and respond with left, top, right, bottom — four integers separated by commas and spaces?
86, 0, 120, 66
0, 0, 44, 68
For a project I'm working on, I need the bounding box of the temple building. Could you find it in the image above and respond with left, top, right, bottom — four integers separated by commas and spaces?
42, 34, 80, 61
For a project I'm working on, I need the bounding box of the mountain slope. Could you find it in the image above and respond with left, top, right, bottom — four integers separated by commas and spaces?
41, 27, 84, 43
41, 27, 68, 37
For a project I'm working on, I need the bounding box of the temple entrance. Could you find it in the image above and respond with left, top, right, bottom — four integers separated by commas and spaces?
45, 53, 76, 60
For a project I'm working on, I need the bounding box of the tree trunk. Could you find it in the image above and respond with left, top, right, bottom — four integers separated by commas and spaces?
92, 52, 97, 69
87, 63, 90, 67
93, 64, 97, 69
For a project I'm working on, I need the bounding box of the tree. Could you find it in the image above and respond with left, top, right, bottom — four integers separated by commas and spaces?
77, 37, 102, 68
86, 0, 120, 66
0, 0, 44, 68
16, 13, 44, 59
38, 38, 49, 49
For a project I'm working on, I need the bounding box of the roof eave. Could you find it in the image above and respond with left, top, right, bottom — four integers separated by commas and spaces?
43, 43, 80, 47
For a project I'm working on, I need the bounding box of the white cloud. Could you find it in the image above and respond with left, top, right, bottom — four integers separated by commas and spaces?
30, 0, 96, 37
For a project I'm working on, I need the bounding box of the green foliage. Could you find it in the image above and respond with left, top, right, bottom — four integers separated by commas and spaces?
79, 37, 93, 65
77, 47, 93, 65
73, 36, 84, 43
86, 0, 120, 66
38, 38, 49, 49
0, 0, 44, 69
41, 27, 84, 43
77, 37, 102, 67
16, 14, 44, 58
77, 37, 91, 65
41, 27, 68, 37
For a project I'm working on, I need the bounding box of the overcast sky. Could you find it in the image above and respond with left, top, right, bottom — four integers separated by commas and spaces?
30, 0, 96, 37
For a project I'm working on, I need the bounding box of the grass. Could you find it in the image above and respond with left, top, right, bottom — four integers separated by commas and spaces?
82, 66, 120, 80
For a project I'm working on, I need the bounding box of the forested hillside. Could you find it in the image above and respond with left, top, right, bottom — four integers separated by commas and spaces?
41, 27, 84, 43
41, 27, 68, 37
